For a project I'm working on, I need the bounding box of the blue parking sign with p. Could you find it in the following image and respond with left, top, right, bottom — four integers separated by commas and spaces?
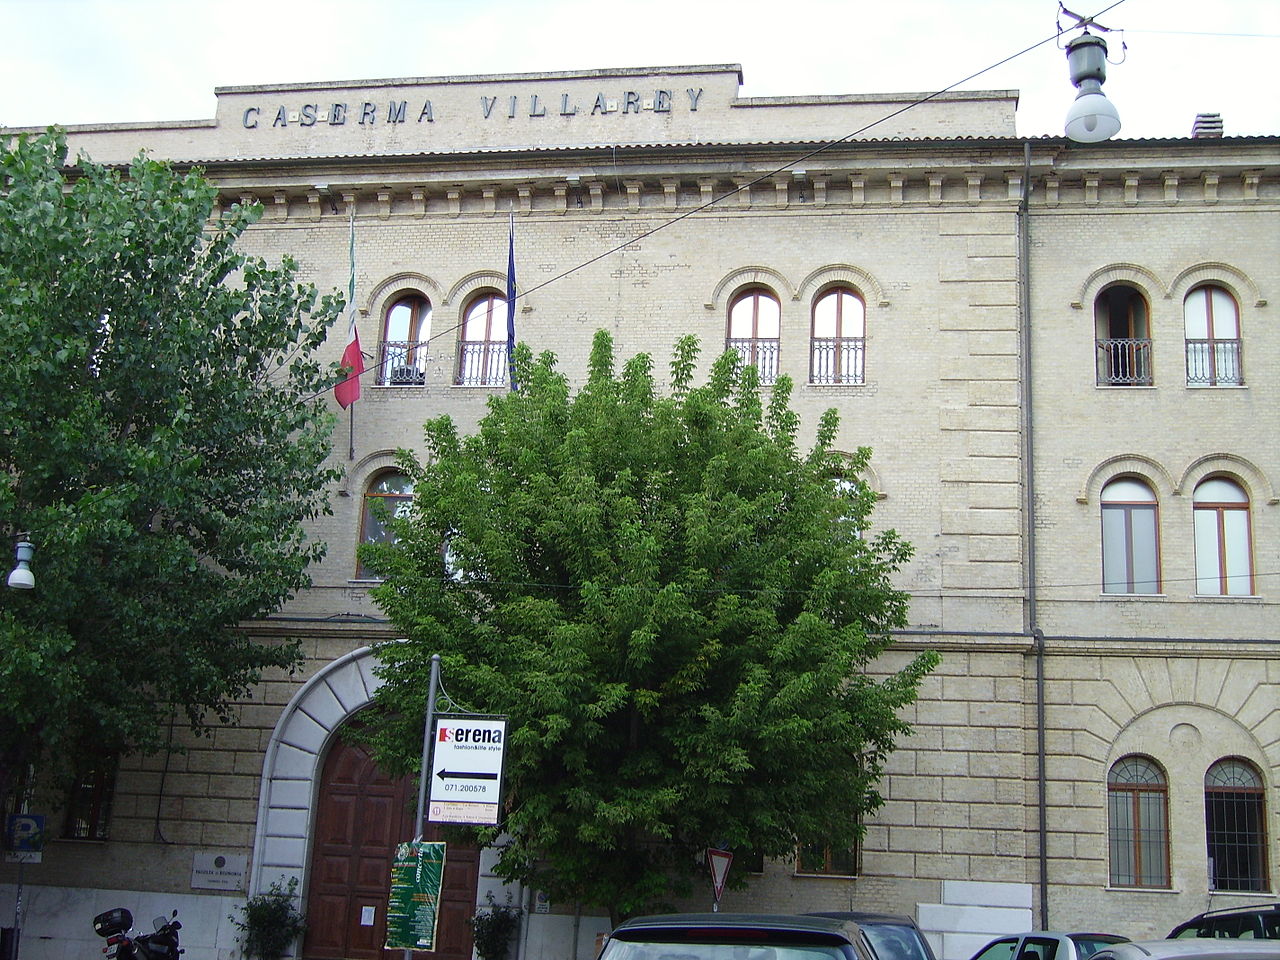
7, 813, 44, 853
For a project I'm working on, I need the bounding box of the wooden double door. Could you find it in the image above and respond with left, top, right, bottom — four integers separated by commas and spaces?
303, 732, 479, 960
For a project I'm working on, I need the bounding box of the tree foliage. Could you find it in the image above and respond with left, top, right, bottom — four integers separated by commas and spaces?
0, 130, 344, 804
364, 331, 937, 921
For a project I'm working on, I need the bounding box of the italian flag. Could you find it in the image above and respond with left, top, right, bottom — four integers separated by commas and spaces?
335, 205, 362, 409
335, 312, 363, 409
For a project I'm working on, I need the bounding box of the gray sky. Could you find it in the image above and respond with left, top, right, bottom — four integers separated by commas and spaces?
1, 0, 1277, 139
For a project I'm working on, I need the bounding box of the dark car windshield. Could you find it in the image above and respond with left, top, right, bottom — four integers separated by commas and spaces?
860, 924, 931, 960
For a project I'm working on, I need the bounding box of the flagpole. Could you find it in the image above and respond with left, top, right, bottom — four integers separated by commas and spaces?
348, 204, 357, 458
334, 196, 365, 434
505, 210, 518, 392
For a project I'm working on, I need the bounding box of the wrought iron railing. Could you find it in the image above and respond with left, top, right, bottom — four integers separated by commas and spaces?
1185, 339, 1243, 386
456, 340, 509, 387
810, 337, 866, 385
378, 340, 428, 385
726, 337, 779, 385
1096, 338, 1153, 386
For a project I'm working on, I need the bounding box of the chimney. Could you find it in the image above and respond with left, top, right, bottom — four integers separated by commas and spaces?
1192, 113, 1224, 138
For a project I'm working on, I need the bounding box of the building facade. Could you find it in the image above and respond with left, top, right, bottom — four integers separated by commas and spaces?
2, 64, 1277, 960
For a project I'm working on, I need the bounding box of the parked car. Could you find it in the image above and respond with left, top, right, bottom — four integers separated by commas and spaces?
598, 913, 875, 960
1092, 940, 1280, 960
1168, 903, 1280, 939
805, 911, 937, 960
968, 931, 1129, 960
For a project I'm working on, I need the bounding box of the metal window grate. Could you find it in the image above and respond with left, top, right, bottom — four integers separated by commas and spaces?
378, 340, 429, 385
726, 337, 779, 385
456, 340, 509, 386
1096, 338, 1153, 385
1206, 787, 1268, 891
1185, 339, 1243, 385
810, 337, 866, 385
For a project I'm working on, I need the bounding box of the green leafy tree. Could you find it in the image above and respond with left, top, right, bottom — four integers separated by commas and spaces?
0, 130, 344, 806
363, 331, 937, 922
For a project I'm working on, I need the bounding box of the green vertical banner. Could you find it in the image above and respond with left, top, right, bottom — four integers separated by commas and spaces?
385, 841, 447, 950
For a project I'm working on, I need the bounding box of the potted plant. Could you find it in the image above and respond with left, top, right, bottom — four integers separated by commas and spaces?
230, 877, 307, 960
468, 893, 524, 960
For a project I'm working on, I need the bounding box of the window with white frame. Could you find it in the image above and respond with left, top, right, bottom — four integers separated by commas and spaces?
1184, 285, 1242, 386
1192, 477, 1254, 596
378, 294, 431, 385
456, 292, 510, 386
1205, 758, 1268, 892
1100, 477, 1160, 594
810, 286, 865, 385
1107, 755, 1169, 887
727, 288, 780, 385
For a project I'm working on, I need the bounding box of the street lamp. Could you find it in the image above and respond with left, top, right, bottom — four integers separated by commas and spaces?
7, 537, 34, 590
1064, 32, 1121, 142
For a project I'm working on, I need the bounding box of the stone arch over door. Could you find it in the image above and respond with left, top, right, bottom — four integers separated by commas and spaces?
251, 647, 386, 898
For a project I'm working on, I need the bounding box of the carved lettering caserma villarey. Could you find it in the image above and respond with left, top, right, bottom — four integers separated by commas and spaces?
241, 88, 703, 129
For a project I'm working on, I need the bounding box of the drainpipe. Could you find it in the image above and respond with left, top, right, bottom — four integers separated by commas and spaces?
1018, 138, 1050, 929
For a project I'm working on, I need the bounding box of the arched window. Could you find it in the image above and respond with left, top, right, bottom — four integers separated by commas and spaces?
727, 288, 780, 385
1095, 285, 1152, 386
1184, 285, 1242, 386
456, 292, 510, 386
1100, 478, 1160, 594
1205, 758, 1268, 891
810, 287, 866, 385
358, 471, 413, 579
1193, 477, 1253, 596
378, 294, 431, 385
1107, 756, 1169, 887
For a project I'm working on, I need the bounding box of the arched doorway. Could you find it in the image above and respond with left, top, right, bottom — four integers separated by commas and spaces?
303, 728, 479, 960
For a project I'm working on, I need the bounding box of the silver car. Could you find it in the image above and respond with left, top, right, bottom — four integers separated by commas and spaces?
1092, 940, 1280, 960
969, 932, 1129, 960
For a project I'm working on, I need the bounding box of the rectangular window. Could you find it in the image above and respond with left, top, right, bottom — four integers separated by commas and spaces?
1206, 789, 1267, 891
796, 840, 859, 877
64, 767, 116, 841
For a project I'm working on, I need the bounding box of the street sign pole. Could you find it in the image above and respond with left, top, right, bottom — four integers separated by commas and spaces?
406, 653, 442, 960
413, 653, 442, 839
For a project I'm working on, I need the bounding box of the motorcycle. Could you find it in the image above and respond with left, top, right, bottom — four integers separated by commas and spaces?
93, 908, 182, 960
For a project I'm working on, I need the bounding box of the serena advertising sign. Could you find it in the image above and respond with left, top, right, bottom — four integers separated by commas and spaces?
427, 717, 507, 825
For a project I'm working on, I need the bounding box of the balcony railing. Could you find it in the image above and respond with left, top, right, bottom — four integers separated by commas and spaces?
378, 340, 428, 385
456, 340, 509, 387
810, 337, 866, 385
726, 337, 780, 385
1186, 339, 1243, 386
1096, 338, 1153, 386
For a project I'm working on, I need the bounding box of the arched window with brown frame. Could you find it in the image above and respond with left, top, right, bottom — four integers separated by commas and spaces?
1107, 755, 1169, 888
1193, 476, 1254, 596
456, 291, 509, 386
357, 471, 413, 579
378, 294, 432, 385
1095, 284, 1152, 386
1205, 758, 1268, 892
810, 286, 865, 385
727, 287, 780, 385
1101, 477, 1160, 594
1184, 284, 1243, 386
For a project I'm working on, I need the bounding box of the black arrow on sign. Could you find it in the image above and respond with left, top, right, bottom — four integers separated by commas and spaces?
436, 769, 499, 781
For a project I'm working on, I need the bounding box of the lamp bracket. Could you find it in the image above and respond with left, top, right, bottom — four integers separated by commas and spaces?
1057, 4, 1127, 63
